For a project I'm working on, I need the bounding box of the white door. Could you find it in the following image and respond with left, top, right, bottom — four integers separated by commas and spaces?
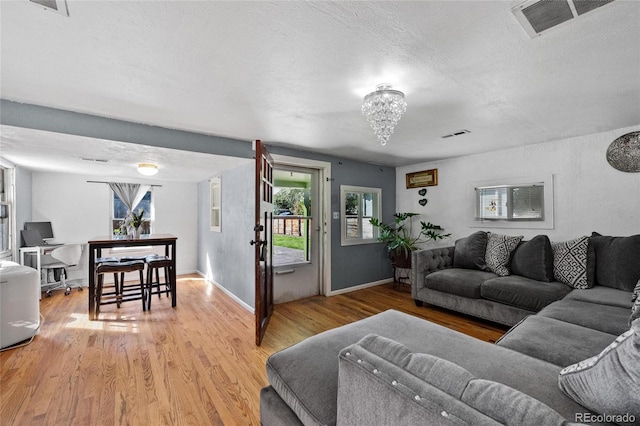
272, 166, 321, 303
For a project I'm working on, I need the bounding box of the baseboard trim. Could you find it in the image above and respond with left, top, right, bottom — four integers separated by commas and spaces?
196, 270, 254, 314
327, 278, 393, 296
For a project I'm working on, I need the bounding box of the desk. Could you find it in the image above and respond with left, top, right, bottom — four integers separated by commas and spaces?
88, 234, 177, 320
19, 244, 64, 290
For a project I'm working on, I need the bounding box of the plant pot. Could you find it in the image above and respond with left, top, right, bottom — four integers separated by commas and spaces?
391, 250, 411, 269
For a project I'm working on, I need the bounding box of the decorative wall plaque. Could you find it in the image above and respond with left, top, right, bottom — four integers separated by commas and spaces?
606, 131, 640, 172
406, 169, 438, 188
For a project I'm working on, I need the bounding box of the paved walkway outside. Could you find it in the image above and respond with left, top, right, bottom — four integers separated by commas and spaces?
274, 246, 305, 266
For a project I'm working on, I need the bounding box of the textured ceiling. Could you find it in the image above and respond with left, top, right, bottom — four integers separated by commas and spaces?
1, 0, 639, 179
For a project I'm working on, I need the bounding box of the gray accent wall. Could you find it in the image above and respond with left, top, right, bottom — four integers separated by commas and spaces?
198, 162, 255, 307
268, 146, 396, 292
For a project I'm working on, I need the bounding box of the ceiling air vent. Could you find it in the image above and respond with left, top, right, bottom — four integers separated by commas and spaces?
442, 129, 470, 139
512, 0, 615, 38
28, 0, 69, 17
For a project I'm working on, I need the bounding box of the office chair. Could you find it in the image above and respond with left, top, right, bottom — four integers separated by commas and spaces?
41, 244, 84, 297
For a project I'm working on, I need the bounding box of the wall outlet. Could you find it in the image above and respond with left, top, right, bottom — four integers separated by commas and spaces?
333, 212, 339, 220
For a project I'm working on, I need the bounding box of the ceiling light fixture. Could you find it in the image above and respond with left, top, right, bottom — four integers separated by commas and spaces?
362, 84, 407, 146
137, 163, 158, 176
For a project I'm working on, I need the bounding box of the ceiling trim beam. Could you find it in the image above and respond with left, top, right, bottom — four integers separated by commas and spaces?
0, 99, 253, 159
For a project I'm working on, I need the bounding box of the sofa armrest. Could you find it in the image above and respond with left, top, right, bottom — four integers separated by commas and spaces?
411, 246, 455, 295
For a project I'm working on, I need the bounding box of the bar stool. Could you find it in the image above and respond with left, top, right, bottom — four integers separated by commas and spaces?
145, 254, 173, 309
95, 260, 147, 316
93, 257, 120, 305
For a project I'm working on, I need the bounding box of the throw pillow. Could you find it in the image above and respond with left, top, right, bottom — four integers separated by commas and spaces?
551, 236, 590, 289
484, 233, 523, 277
587, 234, 640, 291
510, 235, 554, 282
558, 319, 640, 419
632, 278, 640, 302
453, 231, 488, 271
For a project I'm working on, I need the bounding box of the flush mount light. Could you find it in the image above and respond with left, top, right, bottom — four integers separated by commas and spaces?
137, 163, 158, 176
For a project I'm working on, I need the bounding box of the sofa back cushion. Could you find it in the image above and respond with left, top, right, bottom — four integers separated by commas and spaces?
338, 334, 572, 426
510, 235, 555, 282
587, 234, 640, 291
453, 231, 488, 271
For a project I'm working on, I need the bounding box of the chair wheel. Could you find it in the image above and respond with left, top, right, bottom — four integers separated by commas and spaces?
78, 287, 83, 292
46, 290, 52, 297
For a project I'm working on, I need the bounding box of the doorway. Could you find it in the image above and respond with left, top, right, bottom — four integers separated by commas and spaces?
272, 165, 322, 303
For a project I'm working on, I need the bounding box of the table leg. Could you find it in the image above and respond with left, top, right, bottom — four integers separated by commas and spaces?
170, 241, 177, 307
88, 246, 96, 320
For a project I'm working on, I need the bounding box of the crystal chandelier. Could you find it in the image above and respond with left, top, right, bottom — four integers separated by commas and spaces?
361, 84, 407, 146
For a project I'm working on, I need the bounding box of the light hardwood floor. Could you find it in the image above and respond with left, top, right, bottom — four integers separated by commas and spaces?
1, 274, 507, 425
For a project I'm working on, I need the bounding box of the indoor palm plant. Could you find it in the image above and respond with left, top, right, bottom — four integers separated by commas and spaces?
370, 212, 450, 268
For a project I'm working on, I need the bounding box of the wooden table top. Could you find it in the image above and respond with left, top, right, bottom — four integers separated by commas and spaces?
88, 233, 177, 244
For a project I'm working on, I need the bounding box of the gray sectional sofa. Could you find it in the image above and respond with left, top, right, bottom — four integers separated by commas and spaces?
260, 232, 640, 425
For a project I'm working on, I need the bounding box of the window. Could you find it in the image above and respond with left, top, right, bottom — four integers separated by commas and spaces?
210, 176, 221, 232
476, 183, 544, 221
112, 191, 153, 234
340, 185, 381, 246
0, 166, 14, 260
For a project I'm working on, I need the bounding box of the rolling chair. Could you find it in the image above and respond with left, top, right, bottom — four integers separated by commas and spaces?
40, 244, 84, 297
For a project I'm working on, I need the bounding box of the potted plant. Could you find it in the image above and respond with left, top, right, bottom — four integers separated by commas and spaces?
370, 213, 450, 268
120, 208, 145, 238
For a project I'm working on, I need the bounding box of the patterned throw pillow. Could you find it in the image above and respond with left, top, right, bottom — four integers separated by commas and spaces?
551, 236, 590, 289
633, 279, 640, 302
484, 233, 523, 277
558, 319, 640, 419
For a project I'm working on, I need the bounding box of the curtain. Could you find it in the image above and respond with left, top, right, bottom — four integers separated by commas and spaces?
108, 183, 151, 213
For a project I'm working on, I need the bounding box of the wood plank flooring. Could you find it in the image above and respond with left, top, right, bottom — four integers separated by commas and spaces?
1, 275, 507, 425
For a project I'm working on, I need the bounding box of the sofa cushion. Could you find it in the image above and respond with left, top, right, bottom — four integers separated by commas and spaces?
496, 315, 617, 367
562, 286, 633, 310
425, 268, 496, 299
453, 231, 488, 270
510, 235, 555, 282
558, 319, 640, 421
485, 233, 523, 276
587, 234, 640, 291
338, 334, 572, 426
551, 236, 590, 289
538, 300, 631, 336
265, 310, 593, 426
481, 276, 571, 312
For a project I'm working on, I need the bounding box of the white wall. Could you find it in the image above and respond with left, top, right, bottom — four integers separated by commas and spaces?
396, 125, 640, 245
30, 172, 198, 279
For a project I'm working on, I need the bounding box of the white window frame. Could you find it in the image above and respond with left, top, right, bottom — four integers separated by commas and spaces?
111, 189, 155, 235
210, 176, 221, 232
0, 162, 15, 261
340, 185, 381, 246
475, 183, 545, 221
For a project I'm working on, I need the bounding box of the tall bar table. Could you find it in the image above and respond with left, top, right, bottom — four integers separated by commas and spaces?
88, 234, 177, 320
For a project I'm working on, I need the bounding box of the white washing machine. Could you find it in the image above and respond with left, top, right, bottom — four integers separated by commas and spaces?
0, 261, 40, 349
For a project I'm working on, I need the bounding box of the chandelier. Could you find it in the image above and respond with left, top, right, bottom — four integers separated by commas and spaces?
361, 84, 407, 146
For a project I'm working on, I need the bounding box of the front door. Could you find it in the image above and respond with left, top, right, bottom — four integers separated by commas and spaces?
272, 166, 321, 302
253, 140, 274, 346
